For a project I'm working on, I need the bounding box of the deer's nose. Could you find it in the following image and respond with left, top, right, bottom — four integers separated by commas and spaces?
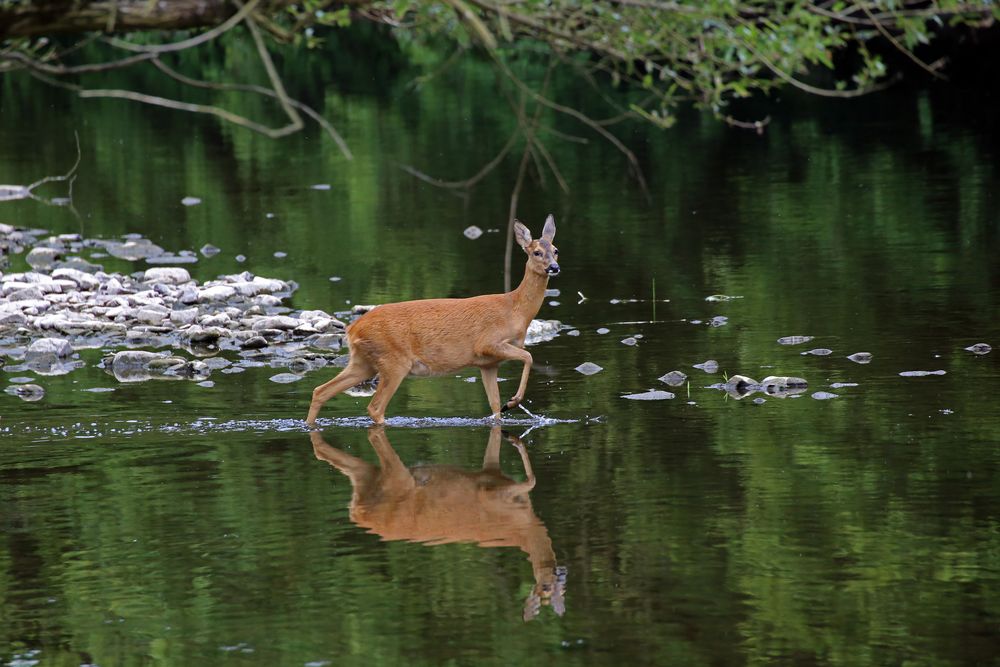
546, 263, 560, 275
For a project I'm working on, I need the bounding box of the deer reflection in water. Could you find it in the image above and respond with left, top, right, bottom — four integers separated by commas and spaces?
310, 426, 566, 620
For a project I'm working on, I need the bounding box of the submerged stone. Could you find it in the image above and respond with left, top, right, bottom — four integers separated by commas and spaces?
964, 343, 991, 355
5, 383, 45, 401
463, 226, 483, 240
693, 360, 719, 374
847, 352, 873, 364
575, 362, 603, 376
899, 370, 946, 377
658, 370, 687, 386
812, 391, 839, 400
759, 376, 808, 397
801, 348, 833, 356
269, 372, 303, 383
621, 389, 674, 400
777, 335, 814, 345
724, 374, 758, 398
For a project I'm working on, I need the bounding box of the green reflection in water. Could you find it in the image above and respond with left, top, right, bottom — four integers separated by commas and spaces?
1, 33, 999, 667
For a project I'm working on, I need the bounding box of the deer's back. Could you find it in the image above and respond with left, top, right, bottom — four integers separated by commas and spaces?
346, 295, 518, 372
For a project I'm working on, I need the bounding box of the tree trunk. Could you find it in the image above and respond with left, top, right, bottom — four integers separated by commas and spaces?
1, 0, 240, 38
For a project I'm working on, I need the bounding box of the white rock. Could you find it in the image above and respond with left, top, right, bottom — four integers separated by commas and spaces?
144, 267, 191, 285
251, 316, 300, 331
52, 267, 100, 290
170, 308, 199, 326
26, 337, 73, 359
136, 308, 167, 325
198, 285, 236, 302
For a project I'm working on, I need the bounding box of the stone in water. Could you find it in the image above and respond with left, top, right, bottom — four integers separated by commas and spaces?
181, 196, 202, 206
899, 370, 946, 377
847, 352, 873, 364
801, 348, 833, 356
621, 390, 674, 401
575, 362, 603, 376
693, 360, 719, 373
658, 371, 687, 386
965, 343, 991, 355
777, 335, 814, 345
269, 373, 304, 384
463, 226, 483, 240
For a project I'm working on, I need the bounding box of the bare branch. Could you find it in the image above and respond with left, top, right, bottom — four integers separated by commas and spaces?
105, 0, 261, 53
241, 3, 303, 137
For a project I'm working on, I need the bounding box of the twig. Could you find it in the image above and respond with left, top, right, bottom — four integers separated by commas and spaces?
861, 5, 947, 80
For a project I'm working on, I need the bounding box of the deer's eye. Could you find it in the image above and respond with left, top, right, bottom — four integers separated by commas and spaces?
533, 251, 542, 257
554, 249, 559, 255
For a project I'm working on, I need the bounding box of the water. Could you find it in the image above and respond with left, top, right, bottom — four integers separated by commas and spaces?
1, 49, 999, 665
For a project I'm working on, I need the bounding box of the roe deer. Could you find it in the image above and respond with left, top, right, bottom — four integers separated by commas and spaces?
310, 426, 566, 620
306, 215, 560, 425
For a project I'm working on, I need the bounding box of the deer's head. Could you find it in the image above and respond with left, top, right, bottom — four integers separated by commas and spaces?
515, 214, 559, 277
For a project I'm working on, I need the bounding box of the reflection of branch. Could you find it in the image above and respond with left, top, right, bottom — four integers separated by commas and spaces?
491, 54, 649, 194
77, 88, 310, 139
26, 132, 81, 193
399, 125, 519, 189
151, 59, 352, 159
0, 132, 82, 222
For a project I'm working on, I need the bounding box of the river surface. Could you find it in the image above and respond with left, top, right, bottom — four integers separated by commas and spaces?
1, 48, 999, 666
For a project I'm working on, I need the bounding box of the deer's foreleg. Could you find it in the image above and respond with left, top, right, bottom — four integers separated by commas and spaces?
488, 343, 532, 412
480, 365, 502, 418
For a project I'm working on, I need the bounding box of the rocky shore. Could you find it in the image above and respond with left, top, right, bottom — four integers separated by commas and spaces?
1, 224, 562, 401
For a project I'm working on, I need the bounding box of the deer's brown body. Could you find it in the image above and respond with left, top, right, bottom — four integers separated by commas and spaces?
310, 426, 565, 619
307, 216, 559, 425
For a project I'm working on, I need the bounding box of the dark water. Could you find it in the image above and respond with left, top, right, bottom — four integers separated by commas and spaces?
2, 47, 999, 666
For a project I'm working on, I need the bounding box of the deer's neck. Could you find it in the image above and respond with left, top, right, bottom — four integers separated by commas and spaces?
523, 523, 557, 579
510, 265, 549, 325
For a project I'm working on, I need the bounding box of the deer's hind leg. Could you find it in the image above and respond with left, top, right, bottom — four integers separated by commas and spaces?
366, 358, 409, 425
307, 357, 376, 425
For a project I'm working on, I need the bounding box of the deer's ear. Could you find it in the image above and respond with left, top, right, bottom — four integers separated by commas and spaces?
514, 221, 533, 249
541, 214, 556, 242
